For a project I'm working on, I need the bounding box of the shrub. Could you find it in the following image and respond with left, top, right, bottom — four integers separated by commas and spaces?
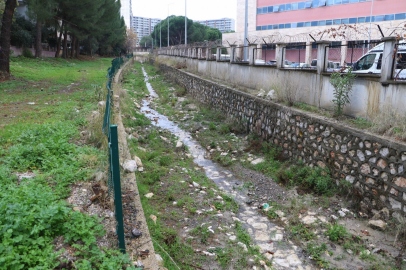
22, 47, 34, 58
329, 68, 356, 116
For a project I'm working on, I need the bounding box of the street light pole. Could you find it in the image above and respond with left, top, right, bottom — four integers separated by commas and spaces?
185, 0, 187, 45
244, 0, 248, 61
368, 0, 374, 44
160, 22, 161, 48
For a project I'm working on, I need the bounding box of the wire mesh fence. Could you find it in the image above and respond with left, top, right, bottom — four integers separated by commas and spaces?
232, 46, 249, 63
324, 40, 380, 72
392, 41, 406, 81
219, 46, 231, 61
258, 45, 277, 66
281, 43, 316, 69
101, 53, 133, 253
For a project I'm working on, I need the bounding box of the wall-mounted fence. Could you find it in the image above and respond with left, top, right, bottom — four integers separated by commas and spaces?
102, 53, 133, 254
155, 38, 405, 82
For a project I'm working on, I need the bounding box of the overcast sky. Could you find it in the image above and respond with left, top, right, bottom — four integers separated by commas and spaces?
131, 0, 237, 21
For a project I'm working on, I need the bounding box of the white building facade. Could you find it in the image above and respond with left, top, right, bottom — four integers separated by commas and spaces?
131, 16, 162, 46
195, 18, 235, 33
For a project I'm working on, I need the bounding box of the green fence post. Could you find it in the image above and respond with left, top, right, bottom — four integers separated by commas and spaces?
109, 125, 126, 253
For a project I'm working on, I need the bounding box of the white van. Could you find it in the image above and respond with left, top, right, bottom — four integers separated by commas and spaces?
352, 41, 406, 79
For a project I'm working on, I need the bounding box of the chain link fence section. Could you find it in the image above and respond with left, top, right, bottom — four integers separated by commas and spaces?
392, 41, 406, 81
232, 46, 249, 63
253, 44, 276, 66
282, 43, 316, 69
324, 40, 380, 72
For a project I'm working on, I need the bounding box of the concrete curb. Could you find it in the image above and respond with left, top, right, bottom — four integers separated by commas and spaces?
112, 58, 162, 270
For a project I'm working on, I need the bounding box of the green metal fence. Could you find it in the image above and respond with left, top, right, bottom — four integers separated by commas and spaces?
102, 53, 133, 254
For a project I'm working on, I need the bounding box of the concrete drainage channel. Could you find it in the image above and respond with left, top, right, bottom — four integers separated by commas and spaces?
140, 66, 311, 270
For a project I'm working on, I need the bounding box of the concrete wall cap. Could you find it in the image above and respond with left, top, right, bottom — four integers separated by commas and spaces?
381, 36, 401, 42
316, 40, 331, 45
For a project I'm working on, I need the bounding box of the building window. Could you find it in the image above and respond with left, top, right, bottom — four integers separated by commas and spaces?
305, 1, 312, 8
374, 15, 384, 21
291, 22, 298, 27
334, 0, 341, 4
286, 4, 292, 10
273, 24, 279, 29
311, 21, 318, 26
279, 4, 286, 11
279, 24, 285, 29
395, 13, 406, 20
305, 21, 311, 26
342, 0, 349, 3
268, 6, 273, 12
274, 5, 279, 12
268, 25, 273, 29
257, 8, 262, 14
319, 0, 327, 6
341, 18, 349, 24
292, 3, 298, 9
350, 0, 358, 2
297, 22, 304, 27
326, 20, 332, 25
327, 0, 334, 5
285, 23, 291, 28
384, 14, 394, 21
298, 2, 305, 9
349, 17, 357, 24
262, 7, 268, 13
333, 19, 341, 24
319, 20, 326, 26
261, 25, 267, 30
358, 17, 365, 23
256, 26, 261, 30
312, 0, 319, 8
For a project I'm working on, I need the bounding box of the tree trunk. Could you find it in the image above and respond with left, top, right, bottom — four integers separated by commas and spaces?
35, 20, 42, 58
0, 0, 18, 75
55, 21, 64, 58
70, 35, 75, 58
75, 39, 80, 58
62, 30, 67, 58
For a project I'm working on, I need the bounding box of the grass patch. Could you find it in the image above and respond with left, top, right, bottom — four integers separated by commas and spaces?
0, 56, 134, 269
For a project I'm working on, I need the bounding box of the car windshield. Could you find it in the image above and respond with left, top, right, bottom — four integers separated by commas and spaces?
354, 54, 376, 71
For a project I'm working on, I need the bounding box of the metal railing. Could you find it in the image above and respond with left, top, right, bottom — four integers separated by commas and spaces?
392, 41, 406, 81
102, 53, 133, 254
323, 41, 380, 72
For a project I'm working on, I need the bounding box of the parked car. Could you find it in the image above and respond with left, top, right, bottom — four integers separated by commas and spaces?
351, 41, 406, 78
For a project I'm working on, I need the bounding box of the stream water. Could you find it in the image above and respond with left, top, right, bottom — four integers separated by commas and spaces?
139, 66, 309, 270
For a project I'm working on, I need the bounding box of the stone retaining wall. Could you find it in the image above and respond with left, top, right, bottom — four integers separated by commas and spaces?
157, 62, 406, 215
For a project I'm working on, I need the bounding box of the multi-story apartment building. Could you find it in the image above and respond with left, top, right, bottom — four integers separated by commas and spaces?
195, 18, 236, 33
132, 16, 162, 46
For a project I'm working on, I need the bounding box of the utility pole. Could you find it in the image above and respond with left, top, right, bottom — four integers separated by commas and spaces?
244, 0, 248, 61
168, 3, 174, 48
368, 0, 374, 46
160, 22, 162, 48
185, 0, 187, 45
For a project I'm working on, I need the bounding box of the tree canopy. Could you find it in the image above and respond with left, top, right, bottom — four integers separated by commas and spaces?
150, 15, 222, 47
